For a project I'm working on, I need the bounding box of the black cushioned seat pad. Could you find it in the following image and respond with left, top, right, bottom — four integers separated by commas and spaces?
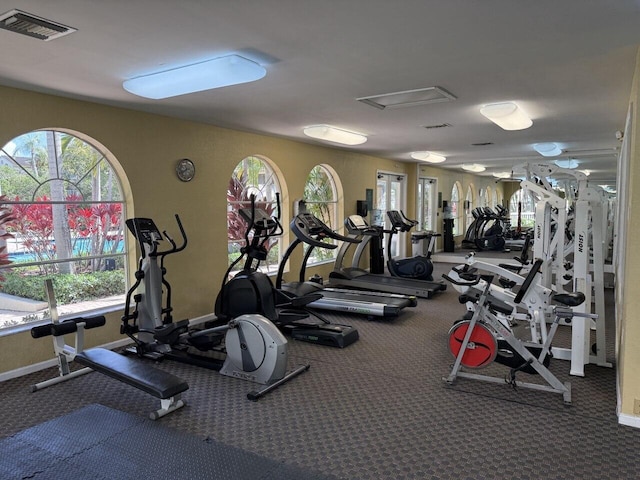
75, 348, 188, 398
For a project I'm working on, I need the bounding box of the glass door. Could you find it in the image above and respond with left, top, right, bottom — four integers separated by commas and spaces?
417, 177, 437, 232
376, 172, 406, 258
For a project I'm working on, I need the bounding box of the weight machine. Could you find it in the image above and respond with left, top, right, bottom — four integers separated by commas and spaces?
517, 163, 611, 376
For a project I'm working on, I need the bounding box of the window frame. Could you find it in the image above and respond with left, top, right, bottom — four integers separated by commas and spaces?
226, 155, 284, 275
0, 129, 128, 333
450, 182, 462, 236
302, 164, 340, 265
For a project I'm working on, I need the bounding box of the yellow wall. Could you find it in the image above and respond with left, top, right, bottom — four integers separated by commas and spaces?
619, 48, 640, 418
1, 84, 494, 373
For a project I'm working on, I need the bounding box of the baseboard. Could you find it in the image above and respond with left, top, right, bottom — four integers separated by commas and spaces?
618, 413, 640, 429
0, 311, 219, 383
0, 337, 133, 383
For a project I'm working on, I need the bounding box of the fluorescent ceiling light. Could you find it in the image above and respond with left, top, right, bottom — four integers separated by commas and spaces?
123, 54, 266, 99
554, 159, 580, 169
533, 142, 562, 157
480, 102, 532, 130
461, 164, 486, 173
492, 171, 512, 179
410, 151, 446, 163
303, 125, 367, 145
357, 86, 457, 110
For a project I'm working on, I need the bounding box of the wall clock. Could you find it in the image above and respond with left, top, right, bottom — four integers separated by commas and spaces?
176, 158, 195, 182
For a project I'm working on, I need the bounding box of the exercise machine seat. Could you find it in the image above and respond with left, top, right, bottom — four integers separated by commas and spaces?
75, 348, 189, 399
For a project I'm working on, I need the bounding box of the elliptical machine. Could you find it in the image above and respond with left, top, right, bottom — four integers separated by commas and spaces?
385, 210, 436, 281
216, 195, 358, 348
121, 213, 308, 400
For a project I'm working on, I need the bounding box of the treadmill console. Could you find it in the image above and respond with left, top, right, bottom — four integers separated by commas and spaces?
290, 212, 358, 248
345, 215, 379, 236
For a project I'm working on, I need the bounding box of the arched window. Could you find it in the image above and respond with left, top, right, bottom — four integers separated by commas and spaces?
465, 184, 475, 234
492, 189, 499, 208
227, 155, 282, 273
0, 130, 127, 330
303, 165, 340, 264
450, 182, 462, 236
509, 189, 536, 228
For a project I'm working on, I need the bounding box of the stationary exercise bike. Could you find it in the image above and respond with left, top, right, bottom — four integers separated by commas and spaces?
443, 259, 596, 404
121, 213, 308, 399
385, 210, 436, 281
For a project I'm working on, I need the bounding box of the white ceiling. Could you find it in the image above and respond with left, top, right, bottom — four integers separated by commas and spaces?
1, 1, 640, 185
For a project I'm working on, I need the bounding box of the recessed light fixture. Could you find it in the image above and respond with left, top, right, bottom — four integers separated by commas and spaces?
533, 142, 562, 157
410, 151, 446, 163
123, 54, 267, 99
303, 125, 367, 145
461, 164, 486, 173
479, 102, 532, 130
554, 159, 580, 169
492, 172, 512, 179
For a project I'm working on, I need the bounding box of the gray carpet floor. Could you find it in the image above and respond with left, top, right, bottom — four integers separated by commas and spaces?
1, 262, 637, 480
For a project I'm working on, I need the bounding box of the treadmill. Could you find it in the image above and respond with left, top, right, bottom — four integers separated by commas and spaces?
328, 215, 446, 299
276, 212, 417, 319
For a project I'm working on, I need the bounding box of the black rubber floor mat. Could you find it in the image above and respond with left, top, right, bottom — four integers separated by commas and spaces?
0, 404, 336, 480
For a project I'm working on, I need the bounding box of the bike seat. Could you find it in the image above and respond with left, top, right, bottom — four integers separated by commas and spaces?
552, 292, 585, 307
486, 296, 513, 315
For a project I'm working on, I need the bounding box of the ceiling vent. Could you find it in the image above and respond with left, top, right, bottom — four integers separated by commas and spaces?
357, 86, 457, 110
471, 142, 494, 146
422, 123, 452, 130
0, 9, 77, 41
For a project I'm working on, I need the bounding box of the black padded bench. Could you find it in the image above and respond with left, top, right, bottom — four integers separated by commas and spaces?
75, 348, 189, 419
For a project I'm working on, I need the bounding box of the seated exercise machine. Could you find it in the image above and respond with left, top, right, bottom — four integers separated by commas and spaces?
385, 210, 438, 281
277, 211, 417, 321
31, 280, 188, 419
216, 195, 358, 348
443, 260, 596, 404
330, 214, 446, 299
122, 213, 308, 400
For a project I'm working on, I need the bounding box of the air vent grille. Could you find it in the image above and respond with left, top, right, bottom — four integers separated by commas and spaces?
357, 86, 457, 110
0, 9, 76, 41
422, 123, 452, 130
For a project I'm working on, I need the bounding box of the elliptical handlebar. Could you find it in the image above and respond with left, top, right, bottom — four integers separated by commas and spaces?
241, 194, 284, 246
156, 214, 187, 258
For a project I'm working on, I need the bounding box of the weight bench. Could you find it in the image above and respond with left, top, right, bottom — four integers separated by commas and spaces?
31, 315, 189, 420
75, 348, 188, 419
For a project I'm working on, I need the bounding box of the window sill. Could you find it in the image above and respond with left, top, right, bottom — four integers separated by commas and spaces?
0, 297, 126, 338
